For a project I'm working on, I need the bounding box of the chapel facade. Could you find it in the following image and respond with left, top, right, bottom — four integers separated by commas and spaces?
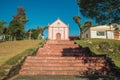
48, 19, 69, 40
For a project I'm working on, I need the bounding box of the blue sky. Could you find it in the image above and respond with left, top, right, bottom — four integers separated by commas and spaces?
0, 0, 96, 37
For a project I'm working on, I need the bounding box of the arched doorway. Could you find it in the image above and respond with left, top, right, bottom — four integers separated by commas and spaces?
56, 33, 61, 40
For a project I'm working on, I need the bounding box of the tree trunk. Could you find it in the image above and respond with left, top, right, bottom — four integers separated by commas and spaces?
37, 33, 41, 40
79, 27, 83, 40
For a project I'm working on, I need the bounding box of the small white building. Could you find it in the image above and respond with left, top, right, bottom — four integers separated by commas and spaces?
48, 19, 69, 40
83, 24, 120, 40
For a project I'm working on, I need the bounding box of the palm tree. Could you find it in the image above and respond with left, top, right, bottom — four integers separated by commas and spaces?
73, 16, 82, 39
73, 16, 92, 39
82, 21, 92, 38
83, 21, 92, 29
36, 26, 48, 40
37, 26, 42, 39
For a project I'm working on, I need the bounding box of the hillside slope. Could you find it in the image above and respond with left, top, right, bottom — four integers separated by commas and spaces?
0, 40, 41, 66
75, 39, 120, 68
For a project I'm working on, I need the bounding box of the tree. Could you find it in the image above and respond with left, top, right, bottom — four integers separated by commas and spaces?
27, 29, 37, 39
113, 24, 120, 35
82, 21, 92, 39
9, 18, 24, 40
36, 26, 48, 39
9, 7, 28, 40
2, 27, 10, 40
77, 0, 120, 24
73, 16, 92, 39
0, 20, 7, 40
0, 20, 6, 35
73, 16, 82, 38
37, 26, 42, 39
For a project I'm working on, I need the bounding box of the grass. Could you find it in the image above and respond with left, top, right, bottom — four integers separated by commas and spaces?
74, 39, 120, 68
0, 40, 45, 79
0, 40, 42, 66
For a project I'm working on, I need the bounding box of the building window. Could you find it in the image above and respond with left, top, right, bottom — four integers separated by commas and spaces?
97, 31, 105, 36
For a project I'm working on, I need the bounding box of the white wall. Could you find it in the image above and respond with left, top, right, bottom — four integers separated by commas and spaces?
65, 28, 69, 40
48, 27, 69, 40
90, 30, 118, 39
48, 19, 69, 40
53, 27, 64, 40
107, 31, 114, 39
48, 27, 52, 40
83, 25, 120, 40
91, 31, 107, 39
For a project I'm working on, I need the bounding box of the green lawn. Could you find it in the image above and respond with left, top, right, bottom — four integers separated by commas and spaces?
74, 39, 120, 68
0, 40, 45, 79
0, 40, 42, 65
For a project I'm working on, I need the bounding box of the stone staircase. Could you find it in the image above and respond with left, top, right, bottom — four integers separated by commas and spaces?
19, 40, 110, 75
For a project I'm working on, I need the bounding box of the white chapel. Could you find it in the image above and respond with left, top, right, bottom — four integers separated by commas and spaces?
48, 19, 69, 40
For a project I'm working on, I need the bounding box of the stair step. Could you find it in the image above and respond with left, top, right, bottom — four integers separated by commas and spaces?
36, 54, 90, 57
23, 63, 105, 67
19, 40, 108, 76
26, 56, 105, 60
25, 60, 105, 63
20, 70, 82, 75
37, 48, 90, 54
44, 44, 79, 47
21, 66, 103, 71
46, 40, 75, 45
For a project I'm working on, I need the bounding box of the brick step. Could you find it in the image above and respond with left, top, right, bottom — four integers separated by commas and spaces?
36, 54, 62, 57
20, 70, 82, 75
25, 59, 105, 63
43, 46, 80, 48
46, 43, 75, 45
37, 51, 89, 54
19, 40, 109, 76
21, 66, 103, 71
38, 47, 88, 51
44, 44, 79, 46
37, 52, 90, 55
20, 70, 107, 75
25, 59, 85, 63
38, 50, 85, 53
39, 48, 77, 51
46, 40, 75, 45
44, 45, 79, 48
37, 52, 87, 54
23, 62, 105, 67
37, 49, 90, 53
37, 55, 90, 57
26, 56, 105, 60
43, 46, 79, 49
36, 54, 91, 57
